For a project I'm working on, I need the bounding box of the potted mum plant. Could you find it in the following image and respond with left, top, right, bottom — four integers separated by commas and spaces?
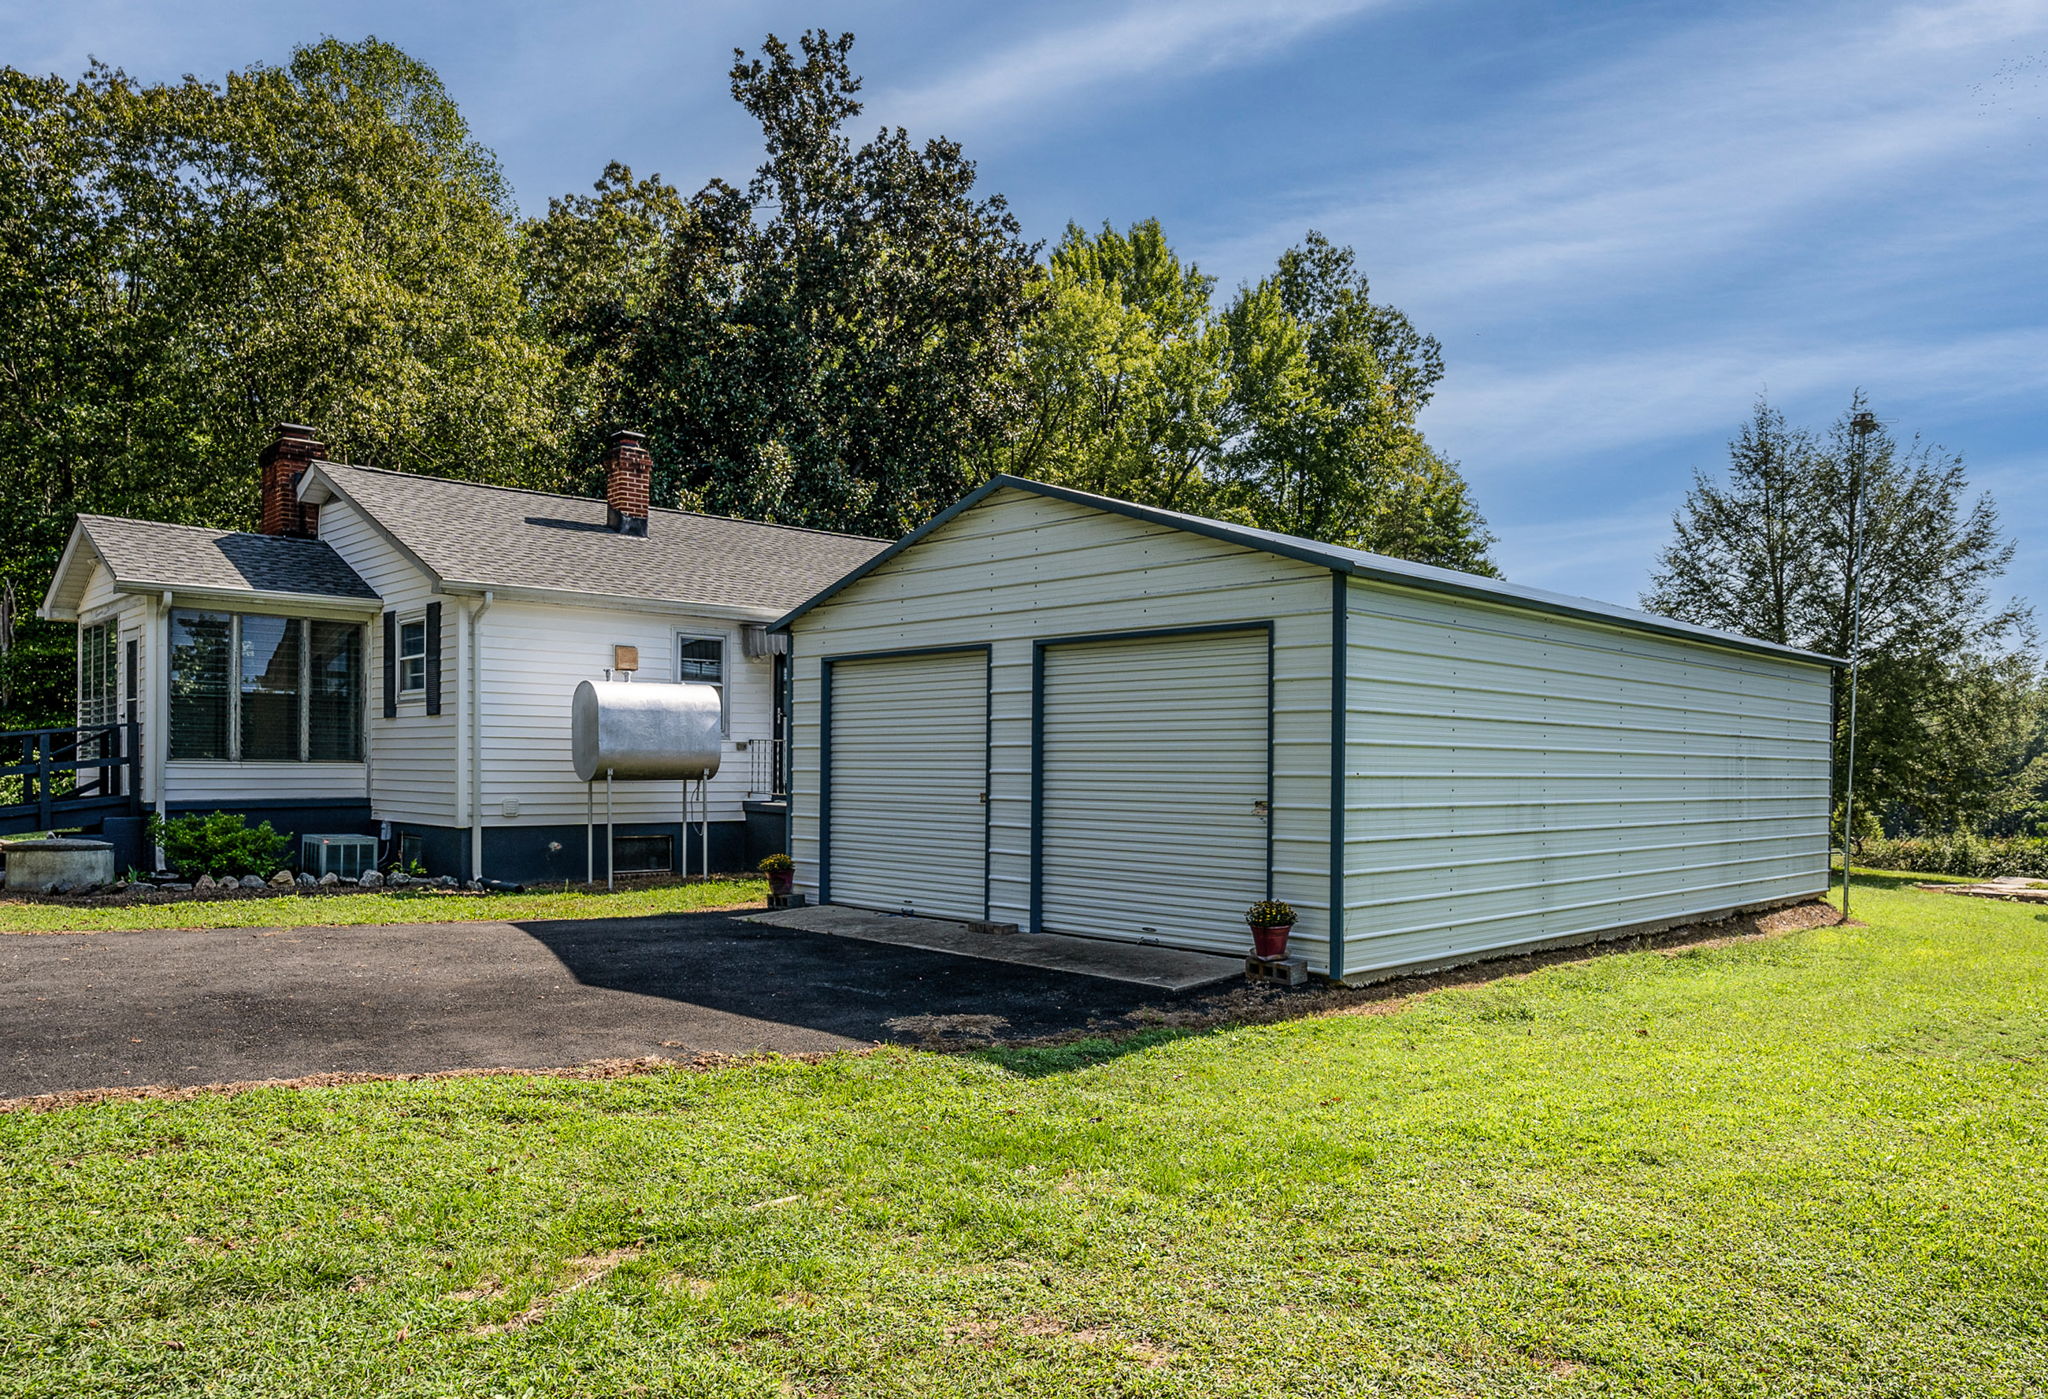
1244, 899, 1297, 959
758, 853, 795, 896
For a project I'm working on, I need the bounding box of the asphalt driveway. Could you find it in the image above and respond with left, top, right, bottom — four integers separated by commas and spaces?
0, 911, 1184, 1099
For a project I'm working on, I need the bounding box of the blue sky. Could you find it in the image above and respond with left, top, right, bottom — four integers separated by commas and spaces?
10, 0, 2047, 613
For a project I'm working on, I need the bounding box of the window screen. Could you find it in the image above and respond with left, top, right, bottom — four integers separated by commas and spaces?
239, 614, 301, 761
678, 636, 726, 733
168, 611, 232, 759
308, 621, 363, 761
398, 619, 427, 693
77, 623, 117, 729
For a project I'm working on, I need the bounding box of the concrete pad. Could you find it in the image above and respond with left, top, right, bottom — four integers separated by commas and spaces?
748, 904, 1244, 991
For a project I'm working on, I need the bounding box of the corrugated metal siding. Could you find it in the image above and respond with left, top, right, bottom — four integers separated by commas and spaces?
785, 488, 1335, 964
475, 601, 773, 828
1039, 631, 1269, 953
1342, 579, 1833, 976
317, 498, 458, 825
826, 651, 988, 919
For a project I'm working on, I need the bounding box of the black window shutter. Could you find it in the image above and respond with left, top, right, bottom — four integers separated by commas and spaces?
382, 611, 398, 719
424, 602, 443, 716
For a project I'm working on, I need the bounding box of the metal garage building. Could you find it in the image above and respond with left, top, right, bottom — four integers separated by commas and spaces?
773, 476, 1839, 982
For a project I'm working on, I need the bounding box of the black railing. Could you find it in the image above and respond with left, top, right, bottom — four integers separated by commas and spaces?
0, 723, 142, 835
740, 734, 786, 800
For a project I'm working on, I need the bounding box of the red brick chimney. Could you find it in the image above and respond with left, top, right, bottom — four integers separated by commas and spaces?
603, 430, 652, 536
259, 425, 325, 537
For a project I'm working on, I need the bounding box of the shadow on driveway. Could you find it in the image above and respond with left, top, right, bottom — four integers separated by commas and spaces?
0, 909, 1182, 1099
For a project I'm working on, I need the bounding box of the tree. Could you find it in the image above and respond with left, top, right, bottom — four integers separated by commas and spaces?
614, 31, 1040, 536
1645, 395, 2036, 831
1004, 223, 1496, 572
1217, 233, 1495, 573
0, 38, 566, 726
998, 220, 1229, 511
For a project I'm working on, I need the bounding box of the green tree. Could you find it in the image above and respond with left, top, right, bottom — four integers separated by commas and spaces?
616, 31, 1040, 535
1645, 395, 2036, 832
1003, 222, 1495, 572
999, 220, 1229, 512
1219, 233, 1495, 572
0, 38, 565, 726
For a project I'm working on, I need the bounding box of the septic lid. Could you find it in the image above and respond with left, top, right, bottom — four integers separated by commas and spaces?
1, 838, 114, 852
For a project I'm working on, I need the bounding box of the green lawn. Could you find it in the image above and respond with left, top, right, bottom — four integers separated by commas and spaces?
2, 873, 2042, 1396
0, 879, 765, 934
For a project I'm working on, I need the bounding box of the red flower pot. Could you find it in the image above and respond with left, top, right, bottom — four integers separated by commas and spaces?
1250, 923, 1292, 959
767, 870, 794, 895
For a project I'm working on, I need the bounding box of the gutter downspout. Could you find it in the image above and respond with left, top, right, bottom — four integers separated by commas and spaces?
468, 591, 494, 881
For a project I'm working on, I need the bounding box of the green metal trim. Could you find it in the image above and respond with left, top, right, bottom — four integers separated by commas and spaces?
1329, 572, 1348, 982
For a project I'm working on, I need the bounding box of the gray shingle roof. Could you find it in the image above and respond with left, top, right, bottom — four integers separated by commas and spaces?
315, 462, 889, 612
76, 516, 377, 601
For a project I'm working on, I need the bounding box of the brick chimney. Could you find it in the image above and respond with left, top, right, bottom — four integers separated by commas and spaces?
259, 424, 325, 537
603, 430, 652, 536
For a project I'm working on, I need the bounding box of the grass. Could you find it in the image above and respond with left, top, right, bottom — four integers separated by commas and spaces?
1, 873, 2043, 1396
0, 878, 766, 934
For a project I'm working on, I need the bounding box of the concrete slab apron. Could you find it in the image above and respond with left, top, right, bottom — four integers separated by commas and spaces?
749, 905, 1243, 991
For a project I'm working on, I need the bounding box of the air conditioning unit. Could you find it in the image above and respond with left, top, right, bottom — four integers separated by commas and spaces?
301, 833, 377, 880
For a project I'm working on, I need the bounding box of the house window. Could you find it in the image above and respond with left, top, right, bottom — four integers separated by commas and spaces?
397, 618, 428, 695
168, 609, 362, 762
77, 623, 118, 730
677, 635, 727, 734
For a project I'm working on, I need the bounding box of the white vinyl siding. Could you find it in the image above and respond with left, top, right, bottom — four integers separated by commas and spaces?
475, 600, 774, 827
1039, 631, 1269, 953
1340, 579, 1834, 978
786, 487, 1336, 957
826, 651, 988, 920
315, 497, 458, 825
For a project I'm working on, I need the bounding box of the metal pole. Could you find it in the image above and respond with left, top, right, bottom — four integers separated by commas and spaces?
586, 780, 594, 886
700, 777, 710, 881
606, 768, 615, 891
1840, 411, 1874, 921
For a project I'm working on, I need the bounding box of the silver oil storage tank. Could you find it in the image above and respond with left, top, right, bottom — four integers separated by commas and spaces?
571, 680, 723, 782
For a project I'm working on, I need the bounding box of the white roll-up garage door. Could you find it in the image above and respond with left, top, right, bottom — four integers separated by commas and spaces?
826, 649, 988, 920
1039, 629, 1270, 953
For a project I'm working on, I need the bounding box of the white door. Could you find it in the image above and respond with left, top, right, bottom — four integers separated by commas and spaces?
826, 650, 988, 920
1039, 629, 1270, 953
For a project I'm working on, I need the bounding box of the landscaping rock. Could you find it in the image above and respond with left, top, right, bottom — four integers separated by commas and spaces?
48, 881, 71, 896
318, 871, 340, 887
160, 882, 192, 892
269, 870, 295, 888
388, 872, 412, 887
296, 872, 317, 888
238, 875, 265, 890
194, 874, 217, 891
437, 876, 459, 889
465, 879, 484, 891
357, 870, 383, 887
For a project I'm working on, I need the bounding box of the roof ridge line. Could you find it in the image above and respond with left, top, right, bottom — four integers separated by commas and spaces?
321, 461, 893, 543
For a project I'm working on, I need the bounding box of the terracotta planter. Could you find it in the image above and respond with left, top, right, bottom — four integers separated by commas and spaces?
1250, 923, 1292, 959
767, 870, 794, 895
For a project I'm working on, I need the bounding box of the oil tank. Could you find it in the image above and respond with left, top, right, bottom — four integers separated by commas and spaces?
571, 680, 723, 782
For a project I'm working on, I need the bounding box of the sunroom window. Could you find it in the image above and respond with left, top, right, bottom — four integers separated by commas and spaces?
169, 610, 362, 762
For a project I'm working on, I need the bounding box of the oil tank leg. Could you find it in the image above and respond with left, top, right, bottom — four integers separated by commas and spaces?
606, 769, 615, 891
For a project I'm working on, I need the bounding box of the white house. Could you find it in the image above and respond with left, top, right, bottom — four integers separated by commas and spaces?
38, 426, 887, 882
774, 476, 1840, 982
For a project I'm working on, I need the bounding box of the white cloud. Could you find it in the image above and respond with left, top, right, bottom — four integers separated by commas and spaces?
877, 0, 1395, 133
1428, 325, 2048, 470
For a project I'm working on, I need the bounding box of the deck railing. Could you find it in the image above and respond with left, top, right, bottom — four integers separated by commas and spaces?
738, 734, 786, 800
0, 723, 142, 835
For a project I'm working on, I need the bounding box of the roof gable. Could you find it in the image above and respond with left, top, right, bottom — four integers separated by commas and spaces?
41, 516, 377, 620
772, 475, 1843, 668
